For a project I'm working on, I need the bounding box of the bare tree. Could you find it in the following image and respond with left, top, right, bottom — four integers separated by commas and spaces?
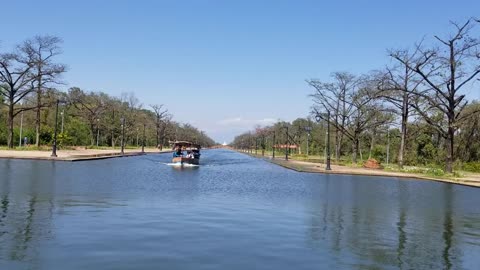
160, 114, 173, 149
104, 97, 122, 148
254, 126, 271, 156
373, 49, 423, 168
20, 36, 66, 146
313, 80, 393, 163
0, 47, 37, 148
150, 104, 168, 149
120, 92, 143, 144
307, 72, 357, 161
391, 19, 480, 172
68, 87, 107, 145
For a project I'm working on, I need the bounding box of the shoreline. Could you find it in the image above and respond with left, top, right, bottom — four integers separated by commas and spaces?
0, 148, 173, 162
240, 151, 480, 188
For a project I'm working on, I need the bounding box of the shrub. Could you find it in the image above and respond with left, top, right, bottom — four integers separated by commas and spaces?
463, 162, 480, 173
57, 132, 74, 148
291, 154, 308, 158
452, 171, 464, 178
424, 168, 445, 177
39, 127, 53, 144
370, 145, 386, 162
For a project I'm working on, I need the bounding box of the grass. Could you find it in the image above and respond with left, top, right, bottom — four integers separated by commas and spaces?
242, 149, 471, 180
0, 145, 53, 151
0, 145, 158, 151
457, 162, 480, 173
383, 164, 468, 179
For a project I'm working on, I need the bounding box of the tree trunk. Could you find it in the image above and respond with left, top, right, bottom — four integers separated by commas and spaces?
159, 134, 164, 150
463, 120, 478, 161
446, 126, 454, 173
334, 99, 340, 162
398, 68, 410, 168
159, 126, 166, 151
352, 137, 359, 164
7, 101, 14, 149
398, 94, 408, 168
368, 128, 376, 159
156, 123, 160, 147
35, 75, 42, 147
335, 128, 340, 161
90, 122, 95, 146
111, 131, 115, 148
262, 137, 265, 156
339, 92, 347, 162
337, 133, 343, 162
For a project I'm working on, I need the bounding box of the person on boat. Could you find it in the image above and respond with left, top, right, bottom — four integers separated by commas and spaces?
173, 147, 183, 157
186, 150, 194, 159
192, 149, 200, 159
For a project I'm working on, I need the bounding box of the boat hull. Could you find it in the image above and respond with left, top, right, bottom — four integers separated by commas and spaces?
172, 157, 200, 165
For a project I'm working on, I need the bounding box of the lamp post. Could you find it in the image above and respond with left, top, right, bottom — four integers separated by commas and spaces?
61, 110, 65, 134
120, 117, 125, 155
51, 99, 60, 157
272, 131, 276, 159
284, 125, 289, 161
142, 123, 146, 153
315, 111, 331, 171
304, 126, 312, 156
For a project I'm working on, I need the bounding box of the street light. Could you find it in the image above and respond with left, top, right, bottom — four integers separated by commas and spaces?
304, 126, 312, 156
51, 99, 61, 157
61, 110, 65, 134
120, 117, 125, 155
315, 111, 331, 171
284, 124, 289, 161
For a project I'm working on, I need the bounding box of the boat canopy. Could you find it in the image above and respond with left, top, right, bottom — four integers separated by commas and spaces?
170, 141, 201, 149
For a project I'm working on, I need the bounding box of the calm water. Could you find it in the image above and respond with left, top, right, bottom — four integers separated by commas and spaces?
1, 149, 480, 270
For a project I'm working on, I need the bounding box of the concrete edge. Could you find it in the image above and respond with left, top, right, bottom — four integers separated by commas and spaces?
238, 151, 480, 189
0, 150, 175, 162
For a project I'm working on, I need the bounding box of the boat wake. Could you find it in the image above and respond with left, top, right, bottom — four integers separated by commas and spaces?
163, 162, 199, 167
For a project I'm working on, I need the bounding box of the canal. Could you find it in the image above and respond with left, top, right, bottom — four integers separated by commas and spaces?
1, 149, 479, 269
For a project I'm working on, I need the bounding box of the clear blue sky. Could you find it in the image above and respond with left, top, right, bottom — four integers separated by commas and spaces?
2, 0, 479, 142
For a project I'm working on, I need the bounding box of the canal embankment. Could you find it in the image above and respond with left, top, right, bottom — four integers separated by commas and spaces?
0, 148, 173, 161
239, 151, 480, 188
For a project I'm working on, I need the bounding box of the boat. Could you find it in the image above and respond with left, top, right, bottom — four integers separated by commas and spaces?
171, 141, 201, 165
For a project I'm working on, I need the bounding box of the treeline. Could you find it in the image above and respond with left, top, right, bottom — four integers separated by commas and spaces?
0, 36, 215, 149
232, 18, 480, 173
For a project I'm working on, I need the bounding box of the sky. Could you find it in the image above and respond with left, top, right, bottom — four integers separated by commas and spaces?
1, 0, 479, 143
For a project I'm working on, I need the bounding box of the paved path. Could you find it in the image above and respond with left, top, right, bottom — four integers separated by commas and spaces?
242, 152, 480, 188
0, 148, 172, 161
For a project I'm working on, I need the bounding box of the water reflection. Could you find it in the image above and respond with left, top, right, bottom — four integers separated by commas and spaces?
0, 160, 56, 267
305, 175, 479, 269
396, 181, 407, 269
0, 151, 479, 270
442, 185, 454, 270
